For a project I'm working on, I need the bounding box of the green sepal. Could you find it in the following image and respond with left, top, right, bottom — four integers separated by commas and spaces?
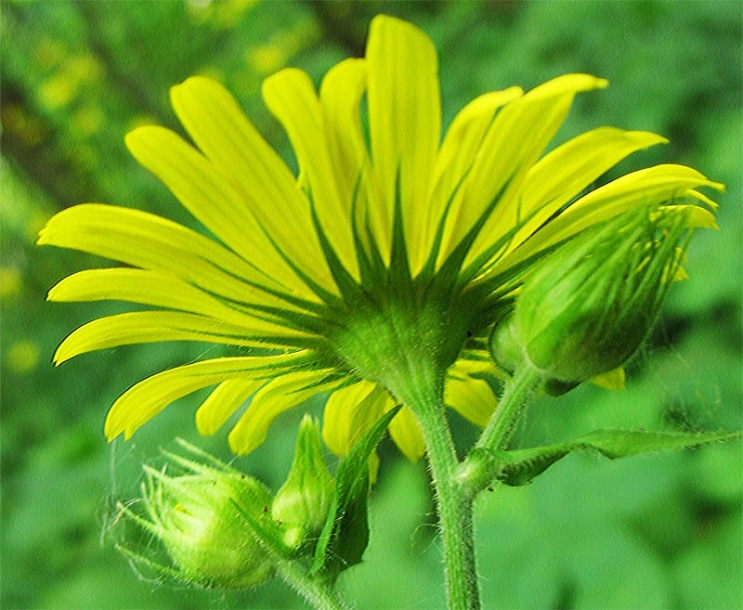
310, 405, 402, 581
271, 415, 335, 541
463, 429, 740, 490
169, 441, 298, 561
230, 495, 303, 561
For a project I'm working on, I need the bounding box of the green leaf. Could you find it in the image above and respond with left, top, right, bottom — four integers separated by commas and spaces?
484, 429, 741, 487
310, 405, 402, 581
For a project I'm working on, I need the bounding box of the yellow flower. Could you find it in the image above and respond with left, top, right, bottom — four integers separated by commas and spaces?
39, 16, 720, 459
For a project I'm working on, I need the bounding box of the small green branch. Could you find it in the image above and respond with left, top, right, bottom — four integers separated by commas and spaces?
477, 363, 543, 452
277, 559, 350, 610
457, 364, 543, 497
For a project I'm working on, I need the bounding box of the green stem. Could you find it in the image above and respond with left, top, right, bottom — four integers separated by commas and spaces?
277, 560, 349, 610
476, 363, 543, 452
457, 363, 543, 496
398, 373, 480, 610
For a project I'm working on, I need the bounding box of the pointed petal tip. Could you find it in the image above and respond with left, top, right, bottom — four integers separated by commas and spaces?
36, 217, 59, 245
525, 73, 609, 102
638, 131, 669, 146
36, 226, 49, 245
709, 180, 726, 193
124, 126, 156, 156
103, 419, 118, 442
52, 347, 68, 366
124, 125, 149, 142
195, 414, 215, 438
260, 67, 317, 121
169, 76, 232, 114
46, 283, 61, 302
104, 407, 132, 443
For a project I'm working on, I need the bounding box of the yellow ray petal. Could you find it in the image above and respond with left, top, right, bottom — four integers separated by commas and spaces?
126, 126, 311, 298
196, 378, 265, 437
434, 88, 525, 193
441, 74, 608, 269
366, 15, 441, 266
500, 164, 723, 271
48, 268, 294, 330
385, 403, 425, 462
591, 367, 626, 391
38, 204, 307, 313
664, 203, 719, 229
169, 77, 338, 297
450, 354, 501, 378
54, 311, 302, 364
263, 68, 359, 282
319, 58, 375, 237
426, 87, 523, 273
105, 353, 305, 441
504, 128, 668, 257
228, 370, 335, 455
444, 375, 497, 428
322, 380, 388, 457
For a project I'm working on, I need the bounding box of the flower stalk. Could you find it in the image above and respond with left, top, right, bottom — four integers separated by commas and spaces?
275, 560, 350, 610
455, 363, 544, 498
395, 374, 481, 610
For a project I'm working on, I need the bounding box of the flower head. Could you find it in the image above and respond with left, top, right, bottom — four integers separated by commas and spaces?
39, 16, 720, 458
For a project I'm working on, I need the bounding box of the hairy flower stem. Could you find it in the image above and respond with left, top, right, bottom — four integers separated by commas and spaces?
276, 560, 349, 610
456, 364, 544, 497
476, 364, 543, 453
398, 373, 480, 610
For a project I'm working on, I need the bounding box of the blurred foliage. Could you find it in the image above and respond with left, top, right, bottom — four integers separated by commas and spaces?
1, 1, 741, 608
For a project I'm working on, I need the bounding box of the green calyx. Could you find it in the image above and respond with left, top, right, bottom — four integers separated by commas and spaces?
300, 172, 512, 410
329, 282, 484, 408
495, 207, 691, 387
156, 473, 275, 589
272, 415, 335, 541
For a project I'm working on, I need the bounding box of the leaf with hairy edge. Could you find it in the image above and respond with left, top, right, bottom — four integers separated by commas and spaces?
478, 429, 741, 488
310, 405, 402, 581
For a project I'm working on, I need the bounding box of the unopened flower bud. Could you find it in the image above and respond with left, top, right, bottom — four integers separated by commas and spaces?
489, 315, 525, 375
120, 441, 276, 589
272, 415, 334, 540
496, 207, 690, 389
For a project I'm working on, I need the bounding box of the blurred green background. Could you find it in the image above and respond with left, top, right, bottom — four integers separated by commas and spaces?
1, 1, 741, 608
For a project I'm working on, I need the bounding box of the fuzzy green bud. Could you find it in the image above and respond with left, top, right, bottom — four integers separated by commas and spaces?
271, 415, 334, 541
122, 441, 276, 589
489, 314, 525, 375
495, 207, 690, 389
